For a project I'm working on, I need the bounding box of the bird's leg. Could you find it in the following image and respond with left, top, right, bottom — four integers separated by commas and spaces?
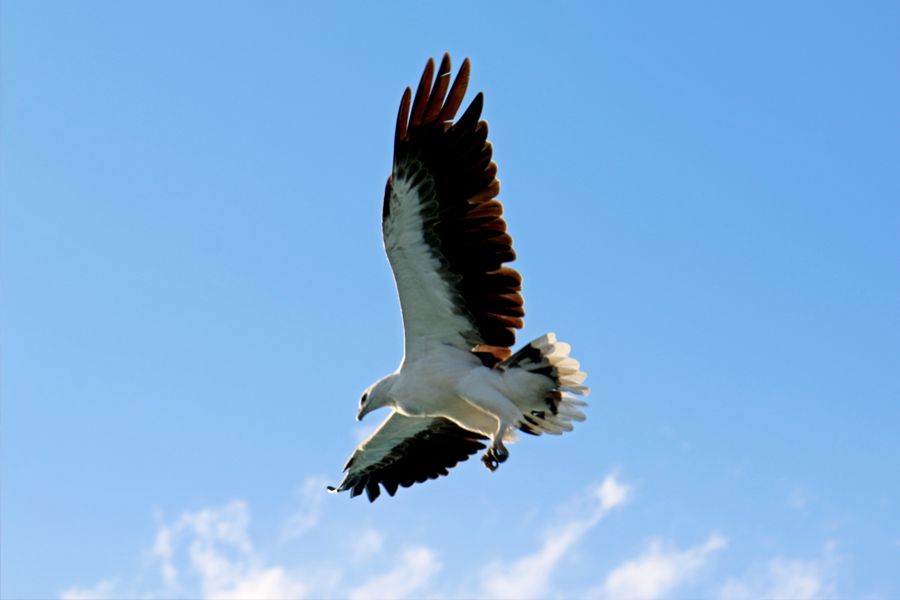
481, 438, 509, 472
481, 417, 513, 472
456, 382, 520, 473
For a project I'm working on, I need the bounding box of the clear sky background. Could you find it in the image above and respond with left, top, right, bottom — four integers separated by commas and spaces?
2, 2, 899, 598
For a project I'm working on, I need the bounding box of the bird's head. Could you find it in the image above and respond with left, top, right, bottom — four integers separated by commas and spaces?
357, 375, 396, 421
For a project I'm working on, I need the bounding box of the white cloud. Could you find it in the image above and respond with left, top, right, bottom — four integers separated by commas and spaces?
152, 524, 177, 585
598, 533, 728, 600
215, 566, 310, 600
597, 471, 633, 511
157, 498, 310, 599
721, 542, 838, 600
60, 470, 847, 600
280, 475, 329, 541
351, 528, 385, 562
348, 547, 442, 600
480, 521, 590, 600
60, 474, 430, 600
481, 472, 633, 600
60, 579, 117, 600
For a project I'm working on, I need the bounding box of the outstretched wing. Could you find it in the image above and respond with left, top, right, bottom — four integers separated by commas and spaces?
328, 412, 487, 502
383, 53, 524, 365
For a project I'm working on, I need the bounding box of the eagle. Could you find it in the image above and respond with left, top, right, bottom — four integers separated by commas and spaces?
329, 54, 589, 502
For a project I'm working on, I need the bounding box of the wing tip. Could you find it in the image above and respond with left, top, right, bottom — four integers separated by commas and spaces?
398, 53, 479, 143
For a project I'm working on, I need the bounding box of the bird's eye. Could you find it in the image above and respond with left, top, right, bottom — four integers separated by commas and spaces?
360, 392, 368, 406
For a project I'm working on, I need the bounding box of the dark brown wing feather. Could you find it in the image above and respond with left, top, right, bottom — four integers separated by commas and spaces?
328, 416, 487, 502
384, 53, 524, 364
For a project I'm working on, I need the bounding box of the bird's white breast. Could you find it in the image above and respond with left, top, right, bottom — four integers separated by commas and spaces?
392, 343, 482, 416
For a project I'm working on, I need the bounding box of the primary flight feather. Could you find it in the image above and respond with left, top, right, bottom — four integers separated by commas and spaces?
329, 53, 589, 502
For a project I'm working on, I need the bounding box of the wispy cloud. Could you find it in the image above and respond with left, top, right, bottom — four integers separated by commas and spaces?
61, 471, 632, 600
721, 542, 839, 600
59, 474, 434, 600
60, 579, 118, 600
152, 522, 177, 585
351, 528, 385, 562
480, 472, 633, 600
280, 475, 329, 541
60, 471, 847, 600
154, 498, 310, 599
348, 547, 441, 600
596, 533, 728, 600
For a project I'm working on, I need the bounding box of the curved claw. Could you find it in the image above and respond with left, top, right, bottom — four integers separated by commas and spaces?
493, 443, 509, 463
481, 443, 510, 472
481, 452, 499, 472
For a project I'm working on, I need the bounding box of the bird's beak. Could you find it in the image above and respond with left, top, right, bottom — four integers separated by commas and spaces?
357, 400, 377, 421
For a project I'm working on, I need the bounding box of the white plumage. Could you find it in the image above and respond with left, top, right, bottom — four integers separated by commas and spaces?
329, 54, 589, 501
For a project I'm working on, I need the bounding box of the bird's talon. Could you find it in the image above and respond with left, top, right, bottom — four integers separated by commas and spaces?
481, 452, 499, 472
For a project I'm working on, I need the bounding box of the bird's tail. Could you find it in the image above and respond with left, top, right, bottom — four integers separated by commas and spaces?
498, 333, 589, 436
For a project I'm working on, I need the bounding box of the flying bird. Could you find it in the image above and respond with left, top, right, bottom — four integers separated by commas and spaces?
329, 54, 589, 501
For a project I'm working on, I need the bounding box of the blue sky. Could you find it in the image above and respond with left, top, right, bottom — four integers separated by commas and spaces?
2, 1, 898, 598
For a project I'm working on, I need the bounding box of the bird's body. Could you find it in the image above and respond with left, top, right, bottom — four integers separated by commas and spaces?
329, 54, 589, 501
387, 344, 550, 438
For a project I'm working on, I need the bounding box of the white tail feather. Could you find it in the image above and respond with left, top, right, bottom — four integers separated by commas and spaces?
499, 332, 590, 437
